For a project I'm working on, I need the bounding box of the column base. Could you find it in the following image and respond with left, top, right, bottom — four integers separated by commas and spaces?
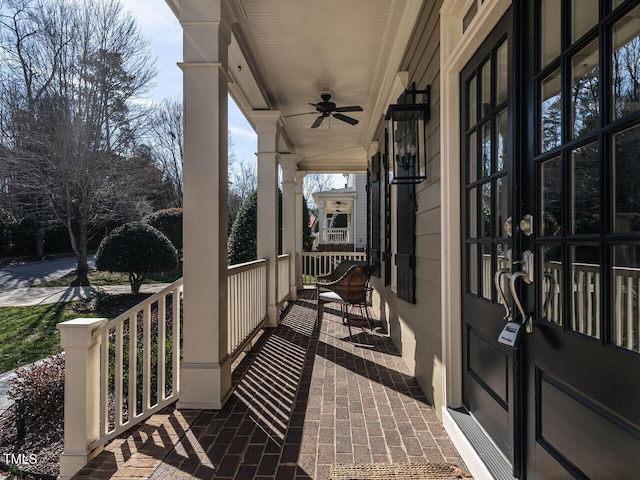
59, 446, 103, 479
266, 304, 280, 327
178, 361, 232, 410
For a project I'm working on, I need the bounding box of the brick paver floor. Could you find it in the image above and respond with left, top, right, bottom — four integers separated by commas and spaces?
73, 289, 468, 480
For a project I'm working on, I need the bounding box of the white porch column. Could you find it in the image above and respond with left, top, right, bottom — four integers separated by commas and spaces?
280, 154, 300, 300
254, 111, 284, 327
295, 171, 306, 288
58, 318, 107, 479
318, 201, 326, 245
178, 0, 231, 410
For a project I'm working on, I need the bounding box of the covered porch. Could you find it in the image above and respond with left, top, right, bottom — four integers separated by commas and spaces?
68, 290, 467, 479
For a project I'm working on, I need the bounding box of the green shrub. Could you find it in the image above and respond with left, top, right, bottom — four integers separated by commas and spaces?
228, 190, 258, 265
227, 189, 284, 265
143, 208, 183, 257
96, 222, 178, 293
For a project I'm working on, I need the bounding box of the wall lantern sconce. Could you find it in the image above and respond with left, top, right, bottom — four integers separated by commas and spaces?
385, 83, 430, 184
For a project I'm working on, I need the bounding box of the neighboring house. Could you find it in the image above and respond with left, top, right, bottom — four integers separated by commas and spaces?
58, 2, 640, 479
312, 174, 367, 251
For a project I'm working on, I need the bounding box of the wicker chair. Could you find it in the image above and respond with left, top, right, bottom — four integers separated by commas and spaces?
315, 259, 367, 285
317, 264, 376, 338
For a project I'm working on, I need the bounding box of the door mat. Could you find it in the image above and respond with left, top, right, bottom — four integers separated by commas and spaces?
329, 462, 473, 480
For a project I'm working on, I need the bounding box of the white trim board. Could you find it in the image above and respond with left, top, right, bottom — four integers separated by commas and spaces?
439, 0, 512, 411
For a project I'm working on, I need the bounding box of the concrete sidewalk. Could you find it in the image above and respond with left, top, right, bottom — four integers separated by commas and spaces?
0, 283, 170, 307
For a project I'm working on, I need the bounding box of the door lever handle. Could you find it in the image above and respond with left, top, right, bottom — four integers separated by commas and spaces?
510, 271, 533, 333
494, 268, 511, 320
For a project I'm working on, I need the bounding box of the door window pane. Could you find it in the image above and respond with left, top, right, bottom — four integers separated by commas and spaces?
572, 142, 600, 235
482, 60, 491, 117
541, 0, 562, 69
540, 69, 562, 152
468, 75, 478, 127
481, 182, 492, 238
541, 156, 563, 236
571, 39, 600, 139
572, 0, 598, 43
468, 187, 478, 238
496, 176, 509, 237
613, 5, 640, 120
469, 244, 478, 294
497, 40, 509, 104
571, 245, 600, 338
613, 124, 640, 232
496, 108, 508, 171
612, 245, 640, 353
468, 131, 478, 182
482, 122, 492, 177
540, 244, 563, 325
482, 243, 492, 300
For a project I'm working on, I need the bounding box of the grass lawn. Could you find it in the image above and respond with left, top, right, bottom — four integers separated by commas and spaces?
0, 303, 88, 373
0, 293, 153, 374
38, 267, 182, 287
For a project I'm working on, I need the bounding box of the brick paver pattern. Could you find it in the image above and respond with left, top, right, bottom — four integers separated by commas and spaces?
72, 289, 467, 479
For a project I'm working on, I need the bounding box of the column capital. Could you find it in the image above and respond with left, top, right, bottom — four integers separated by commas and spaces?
280, 154, 300, 181
252, 110, 285, 134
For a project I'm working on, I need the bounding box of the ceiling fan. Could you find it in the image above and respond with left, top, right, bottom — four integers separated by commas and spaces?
286, 92, 363, 129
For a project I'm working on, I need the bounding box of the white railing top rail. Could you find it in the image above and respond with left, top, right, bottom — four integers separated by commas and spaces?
228, 258, 268, 275
93, 277, 184, 337
278, 254, 291, 260
302, 252, 366, 257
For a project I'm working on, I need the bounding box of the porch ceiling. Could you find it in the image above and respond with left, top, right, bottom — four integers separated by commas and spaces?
172, 0, 423, 173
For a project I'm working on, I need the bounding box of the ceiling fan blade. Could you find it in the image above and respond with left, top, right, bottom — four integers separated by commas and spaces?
332, 113, 359, 125
334, 105, 363, 113
285, 111, 316, 118
311, 115, 326, 129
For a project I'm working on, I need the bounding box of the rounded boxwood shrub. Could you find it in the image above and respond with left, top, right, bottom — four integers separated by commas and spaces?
143, 208, 183, 257
96, 222, 178, 293
228, 190, 258, 265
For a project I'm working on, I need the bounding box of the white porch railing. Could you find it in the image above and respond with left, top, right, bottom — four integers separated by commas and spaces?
227, 259, 268, 358
278, 254, 291, 304
301, 252, 367, 283
323, 227, 350, 243
58, 257, 285, 478
63, 278, 183, 461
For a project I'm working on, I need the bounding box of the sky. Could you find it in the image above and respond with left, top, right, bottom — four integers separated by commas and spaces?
119, 0, 339, 189
119, 0, 258, 165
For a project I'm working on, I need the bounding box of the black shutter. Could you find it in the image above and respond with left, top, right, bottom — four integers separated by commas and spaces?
383, 130, 392, 286
366, 168, 371, 258
396, 181, 416, 303
370, 153, 381, 277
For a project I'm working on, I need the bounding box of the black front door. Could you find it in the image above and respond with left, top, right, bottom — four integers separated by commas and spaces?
461, 9, 517, 469
463, 2, 640, 478
522, 0, 640, 478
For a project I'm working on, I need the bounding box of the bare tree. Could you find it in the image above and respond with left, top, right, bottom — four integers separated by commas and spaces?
303, 173, 336, 209
0, 0, 156, 283
146, 99, 183, 207
228, 160, 257, 229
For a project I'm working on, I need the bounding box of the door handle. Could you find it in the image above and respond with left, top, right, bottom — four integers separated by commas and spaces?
509, 250, 534, 333
494, 268, 511, 320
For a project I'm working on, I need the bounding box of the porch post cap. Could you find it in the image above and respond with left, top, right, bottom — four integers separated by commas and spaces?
57, 318, 107, 329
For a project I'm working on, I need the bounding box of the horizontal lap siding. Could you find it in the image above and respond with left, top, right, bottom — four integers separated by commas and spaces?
370, 0, 444, 417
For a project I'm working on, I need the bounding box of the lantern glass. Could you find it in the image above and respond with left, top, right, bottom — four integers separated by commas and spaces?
386, 88, 429, 184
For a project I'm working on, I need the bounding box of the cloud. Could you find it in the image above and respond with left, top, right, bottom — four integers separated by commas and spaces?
229, 125, 257, 139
